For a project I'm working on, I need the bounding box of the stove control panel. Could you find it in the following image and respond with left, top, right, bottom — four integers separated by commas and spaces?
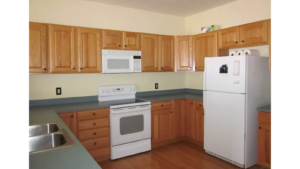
98, 85, 136, 96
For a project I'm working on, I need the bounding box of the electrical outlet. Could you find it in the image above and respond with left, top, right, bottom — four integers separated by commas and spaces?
155, 83, 158, 89
56, 87, 62, 95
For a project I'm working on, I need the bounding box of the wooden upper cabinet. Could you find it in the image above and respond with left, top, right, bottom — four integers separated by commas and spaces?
185, 100, 194, 139
175, 36, 193, 71
152, 109, 172, 143
171, 100, 185, 138
268, 19, 271, 70
58, 112, 77, 137
218, 27, 240, 49
159, 35, 174, 72
76, 27, 102, 73
141, 34, 159, 72
194, 32, 218, 71
29, 22, 48, 73
102, 30, 123, 49
48, 24, 77, 73
239, 20, 268, 47
194, 101, 204, 143
123, 32, 141, 50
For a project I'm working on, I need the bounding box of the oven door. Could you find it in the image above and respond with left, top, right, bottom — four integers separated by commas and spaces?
110, 105, 151, 146
102, 55, 133, 73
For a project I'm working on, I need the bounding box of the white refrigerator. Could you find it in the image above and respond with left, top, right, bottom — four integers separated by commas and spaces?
203, 55, 270, 168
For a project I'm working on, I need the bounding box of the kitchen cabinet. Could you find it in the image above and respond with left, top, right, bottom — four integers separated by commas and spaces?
268, 19, 271, 70
48, 24, 77, 73
76, 27, 102, 73
258, 111, 271, 168
239, 20, 268, 47
141, 33, 159, 72
194, 101, 204, 142
102, 30, 123, 49
175, 36, 194, 71
218, 26, 240, 49
159, 35, 174, 71
171, 100, 185, 138
29, 22, 48, 73
58, 112, 77, 136
194, 32, 218, 71
151, 101, 173, 143
123, 32, 141, 50
185, 100, 194, 139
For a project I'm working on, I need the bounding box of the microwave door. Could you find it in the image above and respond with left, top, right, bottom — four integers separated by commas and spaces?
103, 55, 132, 73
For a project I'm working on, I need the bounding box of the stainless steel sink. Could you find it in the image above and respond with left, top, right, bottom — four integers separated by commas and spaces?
29, 123, 60, 137
29, 123, 74, 153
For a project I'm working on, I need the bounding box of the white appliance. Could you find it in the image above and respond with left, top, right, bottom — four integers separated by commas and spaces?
203, 55, 270, 168
102, 49, 142, 74
98, 85, 151, 160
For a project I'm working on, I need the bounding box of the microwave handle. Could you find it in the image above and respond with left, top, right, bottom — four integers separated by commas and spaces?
131, 56, 134, 72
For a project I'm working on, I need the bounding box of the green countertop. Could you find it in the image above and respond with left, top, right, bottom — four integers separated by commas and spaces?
257, 105, 271, 113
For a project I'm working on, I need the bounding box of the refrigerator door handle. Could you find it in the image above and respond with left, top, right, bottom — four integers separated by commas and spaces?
203, 65, 206, 112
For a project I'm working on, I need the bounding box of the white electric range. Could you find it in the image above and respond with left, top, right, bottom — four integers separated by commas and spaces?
98, 85, 151, 160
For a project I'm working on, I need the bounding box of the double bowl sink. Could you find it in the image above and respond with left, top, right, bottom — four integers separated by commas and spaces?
29, 123, 74, 153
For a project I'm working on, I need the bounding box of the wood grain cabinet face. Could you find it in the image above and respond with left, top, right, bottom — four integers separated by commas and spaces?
29, 22, 48, 73
185, 100, 194, 139
58, 112, 77, 136
194, 32, 218, 71
102, 30, 123, 49
171, 100, 185, 138
175, 36, 193, 71
159, 35, 174, 72
194, 101, 204, 142
152, 109, 172, 143
258, 111, 271, 168
268, 19, 271, 70
141, 34, 159, 72
239, 20, 268, 47
218, 27, 240, 49
76, 27, 102, 73
123, 32, 141, 50
48, 24, 76, 73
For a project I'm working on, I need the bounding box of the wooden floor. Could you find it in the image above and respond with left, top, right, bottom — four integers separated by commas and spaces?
98, 141, 263, 169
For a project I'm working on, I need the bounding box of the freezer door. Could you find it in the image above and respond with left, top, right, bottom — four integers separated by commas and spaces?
204, 56, 246, 93
204, 91, 245, 165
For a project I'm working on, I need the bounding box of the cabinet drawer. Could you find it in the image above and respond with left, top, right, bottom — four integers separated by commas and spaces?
78, 118, 109, 131
81, 137, 110, 150
258, 111, 271, 124
89, 147, 111, 158
78, 127, 110, 141
77, 108, 109, 121
151, 101, 172, 111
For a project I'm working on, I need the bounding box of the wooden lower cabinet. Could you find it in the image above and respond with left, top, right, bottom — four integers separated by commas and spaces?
194, 101, 204, 143
258, 111, 271, 168
58, 112, 77, 137
171, 100, 185, 138
185, 100, 194, 139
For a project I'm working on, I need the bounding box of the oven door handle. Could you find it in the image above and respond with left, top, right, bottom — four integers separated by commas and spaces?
110, 105, 150, 114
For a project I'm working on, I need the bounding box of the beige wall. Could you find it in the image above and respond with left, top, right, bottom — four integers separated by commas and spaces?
29, 0, 185, 35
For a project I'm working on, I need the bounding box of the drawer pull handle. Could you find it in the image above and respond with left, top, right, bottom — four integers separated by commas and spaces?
94, 123, 96, 125
93, 113, 95, 116
259, 127, 261, 130
94, 133, 96, 135
71, 115, 73, 118
94, 143, 97, 145
191, 103, 193, 105
199, 105, 202, 107
161, 105, 164, 106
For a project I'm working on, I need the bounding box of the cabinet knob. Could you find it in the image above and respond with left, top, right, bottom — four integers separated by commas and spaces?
73, 68, 75, 70
125, 45, 127, 47
259, 127, 261, 129
80, 68, 82, 70
190, 67, 192, 69
171, 111, 172, 113
156, 67, 158, 69
94, 143, 97, 145
235, 41, 238, 44
93, 113, 95, 116
43, 68, 47, 71
71, 115, 73, 118
93, 123, 96, 125
161, 104, 164, 106
94, 133, 96, 135
191, 103, 193, 105
195, 67, 197, 69
161, 67, 163, 69
242, 40, 245, 43
199, 104, 202, 107
119, 45, 121, 47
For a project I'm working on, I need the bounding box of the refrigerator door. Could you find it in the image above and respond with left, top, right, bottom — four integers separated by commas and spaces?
204, 91, 245, 166
204, 55, 246, 93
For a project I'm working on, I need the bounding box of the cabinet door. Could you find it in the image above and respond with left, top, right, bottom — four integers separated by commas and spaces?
77, 27, 102, 73
239, 20, 268, 47
152, 109, 172, 143
58, 112, 77, 136
123, 32, 140, 50
194, 32, 218, 71
218, 27, 240, 49
141, 34, 159, 72
185, 100, 194, 139
171, 100, 185, 138
29, 22, 48, 73
258, 123, 271, 168
175, 36, 193, 71
194, 101, 204, 143
159, 35, 174, 72
268, 19, 271, 70
49, 24, 77, 73
102, 30, 123, 49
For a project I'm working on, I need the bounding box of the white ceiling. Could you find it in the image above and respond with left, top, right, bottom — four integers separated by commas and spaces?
85, 0, 237, 17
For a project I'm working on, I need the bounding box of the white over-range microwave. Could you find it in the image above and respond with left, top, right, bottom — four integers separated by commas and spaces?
102, 49, 142, 74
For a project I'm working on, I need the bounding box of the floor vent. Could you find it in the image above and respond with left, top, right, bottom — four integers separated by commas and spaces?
205, 150, 244, 168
